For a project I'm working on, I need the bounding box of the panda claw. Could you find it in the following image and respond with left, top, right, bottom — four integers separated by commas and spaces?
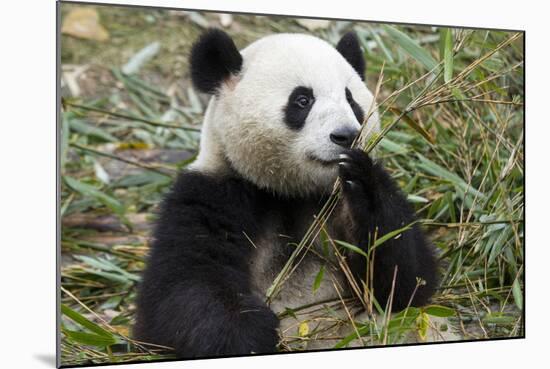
338, 153, 352, 162
343, 179, 360, 192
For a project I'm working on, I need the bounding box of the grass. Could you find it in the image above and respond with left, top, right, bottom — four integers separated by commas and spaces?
59, 3, 524, 366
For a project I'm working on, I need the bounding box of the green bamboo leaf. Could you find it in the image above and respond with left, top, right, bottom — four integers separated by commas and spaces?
113, 172, 171, 188
61, 113, 71, 171
312, 265, 325, 293
319, 228, 330, 258
79, 269, 134, 284
488, 226, 512, 264
334, 325, 370, 348
512, 277, 523, 310
451, 87, 466, 100
63, 176, 124, 215
333, 240, 368, 258
444, 192, 457, 223
416, 154, 486, 200
407, 194, 429, 204
379, 138, 408, 155
427, 195, 446, 220
390, 107, 435, 144
483, 313, 516, 325
393, 306, 421, 319
443, 29, 454, 83
64, 329, 117, 347
282, 307, 297, 320
383, 25, 438, 71
121, 41, 161, 75
371, 222, 415, 251
438, 29, 446, 61
424, 305, 455, 317
387, 307, 420, 333
403, 174, 419, 193
61, 304, 112, 338
75, 255, 141, 283
366, 26, 395, 63
69, 119, 117, 142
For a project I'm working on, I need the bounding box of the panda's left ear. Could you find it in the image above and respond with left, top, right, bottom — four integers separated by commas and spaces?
336, 31, 366, 80
190, 29, 243, 94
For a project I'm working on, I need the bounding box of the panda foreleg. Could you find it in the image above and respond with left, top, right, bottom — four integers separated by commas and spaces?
135, 174, 280, 357
337, 149, 437, 311
140, 271, 280, 358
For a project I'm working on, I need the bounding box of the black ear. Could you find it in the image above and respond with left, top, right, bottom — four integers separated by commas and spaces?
190, 29, 243, 94
336, 31, 366, 80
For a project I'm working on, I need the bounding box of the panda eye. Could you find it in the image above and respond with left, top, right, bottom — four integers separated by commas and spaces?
295, 95, 311, 108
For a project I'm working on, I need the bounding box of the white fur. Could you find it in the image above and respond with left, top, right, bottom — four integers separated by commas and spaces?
190, 33, 380, 196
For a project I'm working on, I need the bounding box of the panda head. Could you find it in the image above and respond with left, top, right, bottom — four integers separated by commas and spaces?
189, 29, 380, 197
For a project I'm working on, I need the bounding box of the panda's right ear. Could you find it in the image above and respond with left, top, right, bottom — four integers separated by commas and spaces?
190, 29, 243, 94
336, 31, 366, 81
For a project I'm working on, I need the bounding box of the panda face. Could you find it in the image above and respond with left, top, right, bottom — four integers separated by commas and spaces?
190, 31, 379, 196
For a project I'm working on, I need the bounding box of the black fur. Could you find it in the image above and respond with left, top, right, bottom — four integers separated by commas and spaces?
336, 31, 366, 80
190, 29, 243, 94
345, 87, 365, 124
134, 172, 280, 358
338, 149, 437, 310
283, 86, 315, 130
135, 150, 437, 357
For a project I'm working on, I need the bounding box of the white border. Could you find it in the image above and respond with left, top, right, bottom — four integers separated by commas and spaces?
2, 0, 547, 368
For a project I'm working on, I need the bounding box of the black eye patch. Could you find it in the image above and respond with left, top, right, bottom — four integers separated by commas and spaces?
283, 86, 315, 130
346, 88, 365, 125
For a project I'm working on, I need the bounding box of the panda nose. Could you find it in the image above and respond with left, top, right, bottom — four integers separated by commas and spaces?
330, 127, 359, 148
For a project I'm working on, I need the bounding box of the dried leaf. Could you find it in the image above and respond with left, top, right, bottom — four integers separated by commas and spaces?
298, 321, 309, 337
390, 107, 435, 144
187, 12, 210, 28
296, 19, 331, 31
218, 14, 233, 28
93, 159, 110, 185
416, 312, 430, 341
61, 7, 109, 42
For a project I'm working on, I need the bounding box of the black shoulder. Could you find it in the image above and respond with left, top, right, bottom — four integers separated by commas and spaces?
159, 170, 262, 219
151, 170, 263, 249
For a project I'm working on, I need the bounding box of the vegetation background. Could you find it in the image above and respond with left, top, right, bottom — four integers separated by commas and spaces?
59, 3, 524, 366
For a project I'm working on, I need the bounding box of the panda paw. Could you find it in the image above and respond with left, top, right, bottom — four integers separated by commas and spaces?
338, 149, 378, 208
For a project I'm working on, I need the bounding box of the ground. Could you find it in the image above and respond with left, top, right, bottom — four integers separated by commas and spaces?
59, 3, 524, 366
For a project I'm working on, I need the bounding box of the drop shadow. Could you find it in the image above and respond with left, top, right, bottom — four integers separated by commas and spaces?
33, 353, 57, 367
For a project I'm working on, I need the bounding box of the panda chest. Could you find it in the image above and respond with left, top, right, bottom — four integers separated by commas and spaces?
248, 214, 346, 315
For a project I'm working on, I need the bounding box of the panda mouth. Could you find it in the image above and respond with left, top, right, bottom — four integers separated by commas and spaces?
307, 154, 340, 167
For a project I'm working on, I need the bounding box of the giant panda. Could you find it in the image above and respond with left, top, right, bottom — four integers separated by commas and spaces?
134, 28, 438, 358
